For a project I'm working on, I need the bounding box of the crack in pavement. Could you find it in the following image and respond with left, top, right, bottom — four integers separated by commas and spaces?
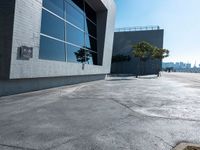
109, 98, 178, 149
110, 97, 200, 122
153, 135, 174, 148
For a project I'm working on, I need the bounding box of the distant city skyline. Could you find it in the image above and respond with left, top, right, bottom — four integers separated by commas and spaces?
115, 0, 200, 66
163, 61, 199, 68
162, 62, 192, 69
162, 61, 200, 73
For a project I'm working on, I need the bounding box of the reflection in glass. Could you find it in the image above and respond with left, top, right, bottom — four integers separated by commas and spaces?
85, 3, 96, 23
67, 45, 92, 64
41, 10, 65, 40
41, 0, 99, 64
67, 0, 84, 12
67, 44, 97, 65
66, 24, 84, 47
85, 19, 97, 37
39, 36, 65, 61
74, 47, 91, 63
67, 44, 81, 63
66, 2, 84, 30
43, 0, 64, 18
86, 34, 97, 52
86, 51, 97, 65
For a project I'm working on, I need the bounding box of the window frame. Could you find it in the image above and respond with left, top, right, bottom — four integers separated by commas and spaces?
40, 0, 99, 65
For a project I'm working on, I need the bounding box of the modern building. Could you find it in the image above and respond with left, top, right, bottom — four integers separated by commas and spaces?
0, 0, 116, 96
111, 26, 164, 75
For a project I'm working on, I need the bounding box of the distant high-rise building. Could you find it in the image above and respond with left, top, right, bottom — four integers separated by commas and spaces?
193, 60, 199, 68
186, 63, 192, 69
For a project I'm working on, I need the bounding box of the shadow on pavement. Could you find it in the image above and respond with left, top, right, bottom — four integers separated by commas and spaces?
138, 75, 159, 79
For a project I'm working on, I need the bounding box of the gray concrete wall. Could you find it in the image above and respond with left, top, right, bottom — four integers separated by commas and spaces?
111, 30, 164, 75
9, 0, 116, 79
0, 74, 105, 97
0, 0, 15, 79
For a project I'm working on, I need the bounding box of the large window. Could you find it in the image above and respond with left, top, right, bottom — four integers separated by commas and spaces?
41, 10, 65, 40
39, 0, 98, 65
66, 24, 84, 47
43, 0, 64, 18
39, 36, 65, 61
66, 1, 84, 30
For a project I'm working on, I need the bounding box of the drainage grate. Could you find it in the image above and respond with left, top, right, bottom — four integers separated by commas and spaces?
184, 146, 200, 150
173, 143, 200, 150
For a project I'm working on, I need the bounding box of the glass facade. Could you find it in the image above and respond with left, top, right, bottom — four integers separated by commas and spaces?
41, 10, 65, 40
39, 0, 98, 65
43, 0, 64, 18
65, 1, 84, 30
66, 24, 84, 47
40, 36, 65, 61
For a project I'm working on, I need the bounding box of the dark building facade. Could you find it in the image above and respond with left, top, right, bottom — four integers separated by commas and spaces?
0, 0, 116, 96
111, 26, 164, 75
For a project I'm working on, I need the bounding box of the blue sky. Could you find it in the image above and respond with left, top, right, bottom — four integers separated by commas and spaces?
115, 0, 200, 66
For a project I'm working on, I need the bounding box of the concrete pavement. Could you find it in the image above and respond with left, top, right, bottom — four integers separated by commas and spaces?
0, 72, 200, 150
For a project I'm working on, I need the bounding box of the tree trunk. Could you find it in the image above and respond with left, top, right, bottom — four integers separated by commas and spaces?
141, 60, 145, 75
156, 59, 161, 77
136, 59, 140, 78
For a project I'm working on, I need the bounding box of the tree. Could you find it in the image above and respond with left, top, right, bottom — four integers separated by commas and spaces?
152, 48, 169, 60
133, 41, 169, 77
133, 41, 154, 77
152, 48, 169, 76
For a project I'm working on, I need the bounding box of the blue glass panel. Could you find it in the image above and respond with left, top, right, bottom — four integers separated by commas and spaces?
43, 0, 64, 18
41, 10, 65, 40
39, 36, 65, 61
66, 2, 84, 30
66, 0, 84, 13
66, 24, 84, 47
67, 44, 83, 63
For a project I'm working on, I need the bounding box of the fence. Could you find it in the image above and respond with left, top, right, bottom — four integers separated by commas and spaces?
115, 26, 160, 32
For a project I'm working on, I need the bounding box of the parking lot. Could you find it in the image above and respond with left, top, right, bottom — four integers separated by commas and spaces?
0, 72, 200, 150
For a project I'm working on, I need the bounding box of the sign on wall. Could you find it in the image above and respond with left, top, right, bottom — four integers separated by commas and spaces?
19, 46, 33, 60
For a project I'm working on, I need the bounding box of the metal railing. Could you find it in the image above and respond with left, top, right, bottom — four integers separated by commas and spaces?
115, 25, 160, 32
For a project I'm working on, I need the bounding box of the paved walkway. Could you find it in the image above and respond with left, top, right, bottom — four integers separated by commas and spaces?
0, 72, 200, 150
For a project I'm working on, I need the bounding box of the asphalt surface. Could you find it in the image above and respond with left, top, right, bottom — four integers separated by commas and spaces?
0, 72, 200, 150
